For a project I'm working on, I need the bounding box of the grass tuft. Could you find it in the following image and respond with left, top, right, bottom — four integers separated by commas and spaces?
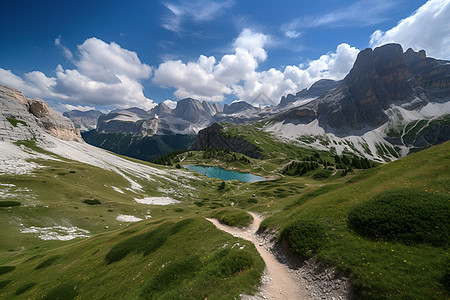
0, 266, 15, 275
0, 280, 12, 290
42, 282, 79, 300
0, 201, 21, 207
35, 256, 60, 270
15, 282, 37, 295
83, 199, 102, 205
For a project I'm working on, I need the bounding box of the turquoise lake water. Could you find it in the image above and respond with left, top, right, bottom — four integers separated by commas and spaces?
183, 165, 266, 182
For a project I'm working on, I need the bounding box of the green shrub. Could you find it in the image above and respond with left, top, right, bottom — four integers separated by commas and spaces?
83, 199, 101, 205
312, 170, 331, 179
144, 255, 202, 297
443, 259, 450, 291
15, 282, 37, 295
42, 282, 79, 300
279, 219, 326, 258
0, 266, 15, 275
218, 249, 254, 277
0, 201, 21, 207
35, 256, 60, 270
247, 198, 258, 204
212, 208, 253, 227
348, 190, 449, 246
0, 280, 12, 290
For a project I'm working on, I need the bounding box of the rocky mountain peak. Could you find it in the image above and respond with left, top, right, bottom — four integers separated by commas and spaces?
223, 101, 255, 114
173, 98, 213, 123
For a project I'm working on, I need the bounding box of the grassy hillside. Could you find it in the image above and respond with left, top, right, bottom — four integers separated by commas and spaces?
0, 135, 448, 298
261, 141, 449, 299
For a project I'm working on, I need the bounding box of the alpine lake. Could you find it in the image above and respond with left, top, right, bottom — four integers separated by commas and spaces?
183, 165, 266, 182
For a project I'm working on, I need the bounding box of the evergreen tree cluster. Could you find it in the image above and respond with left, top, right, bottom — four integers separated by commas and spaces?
153, 150, 187, 166
282, 161, 319, 176
334, 154, 374, 169
202, 147, 251, 163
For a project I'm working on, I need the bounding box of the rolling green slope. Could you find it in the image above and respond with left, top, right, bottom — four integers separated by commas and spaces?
0, 136, 448, 299
261, 141, 450, 299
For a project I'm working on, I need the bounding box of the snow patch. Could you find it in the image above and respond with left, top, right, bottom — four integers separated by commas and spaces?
116, 214, 143, 222
135, 197, 180, 205
265, 119, 326, 138
20, 225, 90, 241
111, 186, 124, 194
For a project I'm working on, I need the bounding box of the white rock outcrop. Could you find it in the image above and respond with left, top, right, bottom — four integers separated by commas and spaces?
0, 84, 82, 143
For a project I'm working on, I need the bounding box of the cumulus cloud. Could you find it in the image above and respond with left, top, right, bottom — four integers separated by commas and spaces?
153, 28, 359, 106
162, 99, 177, 109
0, 37, 155, 110
369, 0, 450, 59
162, 0, 235, 32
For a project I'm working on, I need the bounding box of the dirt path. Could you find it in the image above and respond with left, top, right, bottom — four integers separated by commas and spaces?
206, 212, 308, 300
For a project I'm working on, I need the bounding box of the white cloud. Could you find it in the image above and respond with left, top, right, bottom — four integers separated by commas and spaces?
55, 36, 74, 62
162, 99, 177, 109
232, 43, 359, 106
60, 104, 96, 112
75, 38, 152, 83
369, 0, 450, 59
153, 28, 359, 106
281, 0, 395, 38
0, 37, 155, 110
162, 0, 235, 33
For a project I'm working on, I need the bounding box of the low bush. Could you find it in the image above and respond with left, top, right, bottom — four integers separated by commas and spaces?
0, 266, 15, 275
348, 190, 449, 246
217, 249, 254, 277
144, 255, 202, 297
42, 282, 79, 300
83, 199, 101, 205
312, 170, 331, 179
212, 208, 253, 227
443, 259, 450, 291
279, 219, 326, 258
0, 280, 11, 290
0, 201, 21, 207
15, 282, 37, 295
35, 256, 60, 270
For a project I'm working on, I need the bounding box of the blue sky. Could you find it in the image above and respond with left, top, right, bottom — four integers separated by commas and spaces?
0, 0, 449, 112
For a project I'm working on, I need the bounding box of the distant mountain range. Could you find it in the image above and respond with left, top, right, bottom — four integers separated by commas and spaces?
62, 43, 450, 163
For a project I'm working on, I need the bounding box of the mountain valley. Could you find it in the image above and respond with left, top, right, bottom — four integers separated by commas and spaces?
0, 43, 449, 299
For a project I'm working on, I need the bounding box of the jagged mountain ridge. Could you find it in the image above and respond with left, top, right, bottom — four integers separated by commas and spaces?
63, 109, 104, 132
197, 44, 450, 162
64, 43, 449, 163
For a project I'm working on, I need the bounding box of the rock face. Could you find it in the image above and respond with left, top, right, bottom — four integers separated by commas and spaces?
278, 79, 341, 108
63, 110, 104, 131
0, 84, 82, 143
190, 123, 263, 159
173, 98, 218, 123
276, 44, 450, 134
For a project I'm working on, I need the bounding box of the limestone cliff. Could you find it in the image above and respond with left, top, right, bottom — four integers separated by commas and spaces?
0, 84, 82, 143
